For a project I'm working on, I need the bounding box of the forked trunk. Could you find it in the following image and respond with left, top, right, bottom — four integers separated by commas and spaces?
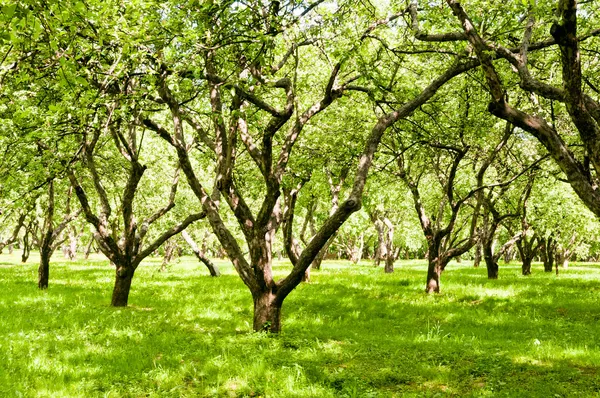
111, 265, 135, 307
38, 249, 51, 289
253, 291, 282, 333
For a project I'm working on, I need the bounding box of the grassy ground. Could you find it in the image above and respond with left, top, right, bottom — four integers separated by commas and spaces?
0, 253, 599, 397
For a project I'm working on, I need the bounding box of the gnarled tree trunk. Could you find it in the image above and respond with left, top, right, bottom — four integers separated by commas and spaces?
252, 290, 282, 333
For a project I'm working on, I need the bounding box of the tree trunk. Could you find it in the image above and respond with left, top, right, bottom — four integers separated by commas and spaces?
84, 237, 94, 260
484, 255, 499, 279
502, 246, 514, 264
482, 236, 498, 279
111, 265, 135, 307
21, 232, 31, 263
253, 291, 282, 333
543, 256, 554, 272
312, 236, 334, 270
425, 248, 445, 293
8, 244, 13, 255
542, 238, 555, 272
181, 231, 220, 277
522, 257, 532, 276
38, 248, 51, 289
384, 257, 394, 273
160, 239, 175, 272
426, 259, 442, 293
473, 239, 482, 268
372, 219, 386, 266
198, 255, 220, 277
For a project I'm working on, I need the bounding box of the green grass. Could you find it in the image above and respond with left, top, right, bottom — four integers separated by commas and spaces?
1, 252, 600, 397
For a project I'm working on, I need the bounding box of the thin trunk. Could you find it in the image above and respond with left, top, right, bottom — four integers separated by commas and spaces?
111, 265, 135, 307
312, 237, 333, 270
473, 237, 482, 268
21, 232, 31, 263
351, 233, 364, 264
160, 239, 175, 272
38, 248, 51, 289
253, 290, 282, 333
384, 255, 394, 273
181, 231, 220, 276
84, 237, 94, 259
372, 218, 386, 266
482, 234, 498, 279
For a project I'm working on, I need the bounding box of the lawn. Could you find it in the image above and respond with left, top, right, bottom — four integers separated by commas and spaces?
1, 252, 599, 397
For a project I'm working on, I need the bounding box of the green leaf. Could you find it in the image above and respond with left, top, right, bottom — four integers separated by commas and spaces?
2, 4, 16, 19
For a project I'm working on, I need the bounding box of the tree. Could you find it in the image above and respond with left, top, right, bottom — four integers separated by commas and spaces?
443, 0, 600, 219
36, 182, 80, 289
141, 1, 474, 331
67, 123, 205, 306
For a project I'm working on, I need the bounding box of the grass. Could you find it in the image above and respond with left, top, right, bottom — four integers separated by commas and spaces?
1, 252, 600, 397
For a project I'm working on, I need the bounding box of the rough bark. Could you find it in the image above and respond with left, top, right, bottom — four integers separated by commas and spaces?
426, 253, 447, 293
253, 291, 282, 333
111, 264, 135, 307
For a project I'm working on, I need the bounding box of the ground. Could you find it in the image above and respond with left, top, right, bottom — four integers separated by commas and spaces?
0, 252, 599, 397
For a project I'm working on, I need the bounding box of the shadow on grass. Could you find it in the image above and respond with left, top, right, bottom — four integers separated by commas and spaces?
1, 257, 600, 396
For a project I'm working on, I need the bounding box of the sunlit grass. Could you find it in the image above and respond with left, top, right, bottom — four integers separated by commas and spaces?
0, 252, 599, 396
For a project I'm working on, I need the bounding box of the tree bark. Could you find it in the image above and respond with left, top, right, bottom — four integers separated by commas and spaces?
542, 237, 556, 272
181, 231, 220, 277
483, 249, 499, 279
502, 246, 514, 264
84, 236, 94, 259
522, 257, 532, 276
111, 265, 135, 307
21, 231, 31, 263
473, 237, 482, 268
426, 257, 443, 293
253, 291, 282, 333
38, 248, 51, 289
